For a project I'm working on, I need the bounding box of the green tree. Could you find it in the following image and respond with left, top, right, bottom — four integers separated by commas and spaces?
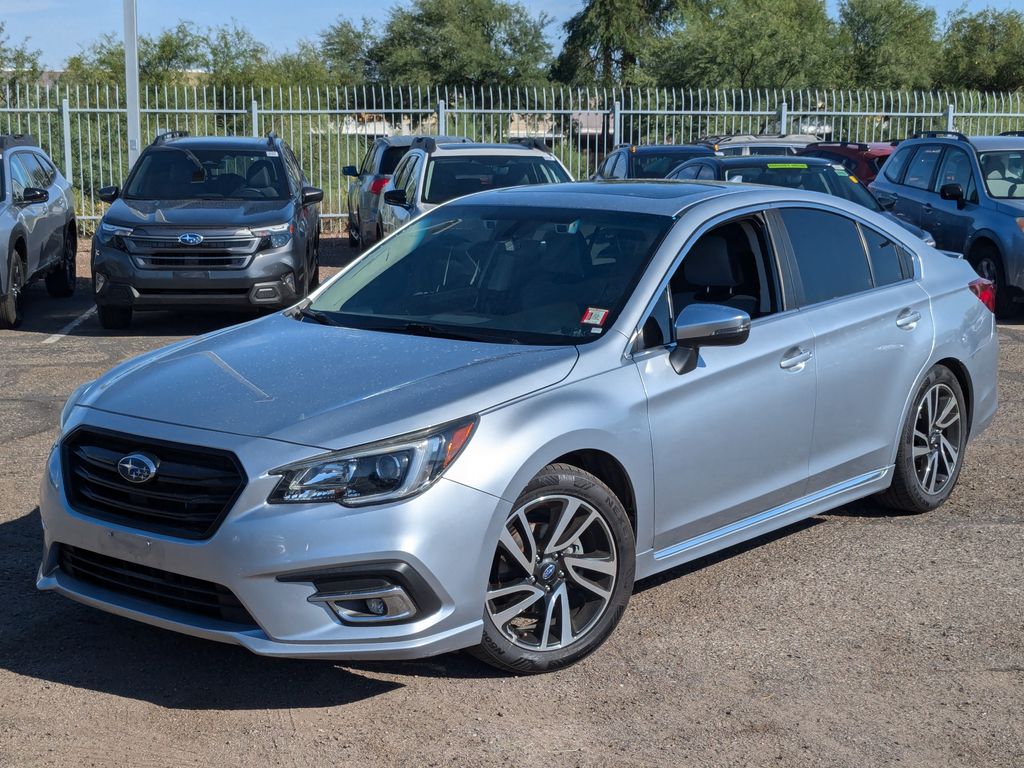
937, 6, 1024, 91
836, 0, 938, 89
0, 21, 43, 88
319, 17, 377, 85
648, 0, 839, 89
370, 0, 551, 87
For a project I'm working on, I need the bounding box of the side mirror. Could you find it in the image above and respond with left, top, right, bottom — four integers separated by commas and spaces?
383, 188, 408, 207
342, 165, 358, 178
301, 186, 324, 205
669, 304, 751, 374
20, 187, 49, 205
97, 185, 119, 203
940, 182, 966, 209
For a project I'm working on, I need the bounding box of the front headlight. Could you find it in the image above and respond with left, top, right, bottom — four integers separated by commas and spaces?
97, 222, 133, 251
268, 417, 476, 506
60, 380, 94, 429
252, 223, 293, 249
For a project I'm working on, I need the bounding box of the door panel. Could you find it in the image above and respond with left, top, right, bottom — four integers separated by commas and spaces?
922, 148, 978, 253
639, 311, 816, 549
8, 154, 48, 272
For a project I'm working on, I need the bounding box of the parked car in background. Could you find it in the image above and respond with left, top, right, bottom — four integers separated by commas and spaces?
590, 144, 714, 180
344, 135, 468, 250
798, 141, 897, 183
377, 138, 572, 237
697, 134, 820, 156
668, 155, 935, 245
0, 134, 77, 328
91, 131, 322, 329
869, 130, 1024, 317
41, 181, 997, 673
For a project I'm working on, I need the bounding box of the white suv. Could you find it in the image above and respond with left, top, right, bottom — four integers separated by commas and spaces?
378, 139, 573, 237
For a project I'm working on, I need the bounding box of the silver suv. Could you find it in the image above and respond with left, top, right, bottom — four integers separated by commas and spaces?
1, 135, 77, 327
40, 182, 997, 673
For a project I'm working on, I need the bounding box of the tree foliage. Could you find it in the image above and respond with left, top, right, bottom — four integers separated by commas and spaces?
836, 0, 937, 89
0, 21, 43, 89
937, 6, 1024, 92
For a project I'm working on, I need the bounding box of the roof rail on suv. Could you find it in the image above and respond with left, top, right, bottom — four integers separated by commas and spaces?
808, 140, 869, 150
410, 136, 472, 154
998, 131, 1024, 137
908, 131, 970, 142
508, 137, 552, 153
0, 133, 38, 150
151, 130, 190, 145
266, 130, 278, 146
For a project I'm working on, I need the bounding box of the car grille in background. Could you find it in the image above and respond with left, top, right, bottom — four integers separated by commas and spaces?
63, 428, 245, 539
127, 236, 258, 270
58, 545, 258, 628
130, 237, 254, 250
135, 255, 250, 269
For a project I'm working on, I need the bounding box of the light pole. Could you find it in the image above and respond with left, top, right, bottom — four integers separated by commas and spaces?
123, 0, 142, 167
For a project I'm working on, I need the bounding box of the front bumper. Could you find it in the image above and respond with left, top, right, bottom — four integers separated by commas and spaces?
37, 409, 509, 660
91, 239, 302, 310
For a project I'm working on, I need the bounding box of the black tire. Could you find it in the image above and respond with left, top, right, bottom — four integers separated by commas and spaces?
970, 244, 1016, 319
347, 221, 358, 249
1, 250, 25, 329
471, 463, 635, 674
97, 304, 132, 330
45, 227, 77, 298
308, 237, 320, 291
875, 365, 967, 513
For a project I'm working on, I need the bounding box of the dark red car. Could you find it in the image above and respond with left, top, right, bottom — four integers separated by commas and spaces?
798, 141, 897, 183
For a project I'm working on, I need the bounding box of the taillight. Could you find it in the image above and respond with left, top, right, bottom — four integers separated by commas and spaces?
969, 277, 996, 313
369, 177, 389, 195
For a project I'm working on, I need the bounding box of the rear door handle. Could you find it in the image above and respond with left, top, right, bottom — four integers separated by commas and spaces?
780, 347, 813, 370
896, 308, 922, 329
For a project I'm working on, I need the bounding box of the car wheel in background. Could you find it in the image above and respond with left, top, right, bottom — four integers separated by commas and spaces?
347, 221, 358, 249
97, 303, 132, 330
472, 463, 635, 674
876, 365, 967, 513
1, 250, 25, 328
971, 244, 1016, 319
308, 238, 320, 291
45, 228, 77, 298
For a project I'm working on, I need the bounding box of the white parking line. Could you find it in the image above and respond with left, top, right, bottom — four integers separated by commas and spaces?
41, 306, 96, 345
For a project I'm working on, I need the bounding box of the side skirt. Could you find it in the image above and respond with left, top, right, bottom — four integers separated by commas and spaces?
635, 466, 893, 581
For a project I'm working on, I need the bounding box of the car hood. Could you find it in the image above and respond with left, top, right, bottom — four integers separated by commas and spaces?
103, 198, 293, 230
79, 313, 579, 449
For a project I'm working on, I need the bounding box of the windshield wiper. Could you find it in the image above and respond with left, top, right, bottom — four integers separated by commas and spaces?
367, 321, 504, 343
295, 306, 341, 326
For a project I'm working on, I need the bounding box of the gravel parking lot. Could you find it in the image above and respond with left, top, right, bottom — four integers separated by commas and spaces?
0, 238, 1021, 767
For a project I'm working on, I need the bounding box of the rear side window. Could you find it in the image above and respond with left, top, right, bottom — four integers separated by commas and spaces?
881, 146, 912, 182
780, 208, 872, 305
860, 225, 908, 286
903, 146, 943, 189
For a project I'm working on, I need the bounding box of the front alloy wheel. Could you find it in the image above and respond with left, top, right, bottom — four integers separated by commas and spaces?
473, 463, 634, 673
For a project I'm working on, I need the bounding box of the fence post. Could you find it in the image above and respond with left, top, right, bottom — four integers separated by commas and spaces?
613, 100, 622, 145
779, 101, 789, 134
251, 100, 259, 137
437, 99, 447, 135
946, 103, 955, 132
60, 97, 73, 182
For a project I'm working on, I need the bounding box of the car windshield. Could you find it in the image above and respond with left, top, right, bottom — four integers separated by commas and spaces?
978, 150, 1024, 198
307, 204, 673, 345
632, 152, 703, 178
723, 161, 882, 211
122, 146, 290, 200
422, 157, 571, 204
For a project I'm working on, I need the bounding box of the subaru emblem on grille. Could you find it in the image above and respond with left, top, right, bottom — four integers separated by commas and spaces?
117, 453, 158, 484
178, 232, 204, 246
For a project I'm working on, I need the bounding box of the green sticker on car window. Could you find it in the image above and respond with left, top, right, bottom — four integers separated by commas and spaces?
766, 163, 807, 169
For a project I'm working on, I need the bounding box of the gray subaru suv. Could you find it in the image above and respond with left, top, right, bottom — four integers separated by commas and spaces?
870, 130, 1024, 317
1, 134, 78, 328
92, 131, 323, 329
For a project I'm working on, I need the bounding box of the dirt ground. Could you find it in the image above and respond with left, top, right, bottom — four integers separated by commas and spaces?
0, 237, 1021, 767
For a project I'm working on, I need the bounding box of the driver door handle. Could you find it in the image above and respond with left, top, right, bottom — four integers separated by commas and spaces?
780, 347, 813, 370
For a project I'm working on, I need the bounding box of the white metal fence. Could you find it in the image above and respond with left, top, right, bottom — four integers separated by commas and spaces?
3, 84, 1024, 227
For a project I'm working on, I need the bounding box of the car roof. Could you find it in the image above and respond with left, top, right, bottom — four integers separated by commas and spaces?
149, 136, 282, 151
378, 135, 467, 147
623, 144, 712, 154
897, 134, 1024, 152
424, 142, 553, 157
698, 155, 835, 168
805, 141, 895, 156
703, 134, 819, 145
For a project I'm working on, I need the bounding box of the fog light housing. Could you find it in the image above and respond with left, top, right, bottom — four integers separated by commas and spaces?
308, 583, 417, 624
282, 272, 295, 293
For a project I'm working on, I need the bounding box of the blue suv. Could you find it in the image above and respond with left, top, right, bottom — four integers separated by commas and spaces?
870, 131, 1024, 317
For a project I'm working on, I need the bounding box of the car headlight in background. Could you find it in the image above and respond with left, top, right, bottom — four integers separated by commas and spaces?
97, 222, 133, 250
269, 417, 476, 506
60, 380, 94, 429
252, 223, 293, 249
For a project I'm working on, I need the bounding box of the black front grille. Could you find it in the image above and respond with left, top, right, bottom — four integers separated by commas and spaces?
128, 237, 256, 250
139, 255, 249, 269
58, 545, 257, 627
63, 428, 246, 539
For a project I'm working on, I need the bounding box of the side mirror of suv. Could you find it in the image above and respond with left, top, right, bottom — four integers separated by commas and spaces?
669, 303, 751, 375
97, 186, 119, 203
342, 165, 358, 177
940, 182, 966, 209
301, 186, 324, 205
19, 187, 49, 205
383, 189, 408, 207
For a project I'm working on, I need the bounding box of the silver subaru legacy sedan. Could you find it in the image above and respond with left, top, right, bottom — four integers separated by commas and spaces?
38, 181, 998, 673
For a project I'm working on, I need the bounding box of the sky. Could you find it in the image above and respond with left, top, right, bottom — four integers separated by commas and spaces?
1, 0, 1020, 70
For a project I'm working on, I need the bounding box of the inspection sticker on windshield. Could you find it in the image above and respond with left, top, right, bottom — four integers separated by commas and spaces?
767, 162, 807, 169
581, 307, 609, 326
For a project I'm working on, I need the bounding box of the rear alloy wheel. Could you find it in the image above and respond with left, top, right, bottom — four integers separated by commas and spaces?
876, 365, 967, 513
45, 228, 77, 298
1, 251, 25, 328
971, 245, 1016, 319
472, 463, 634, 674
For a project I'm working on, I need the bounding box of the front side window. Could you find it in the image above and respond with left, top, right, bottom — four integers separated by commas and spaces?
608, 153, 627, 179
934, 148, 978, 203
8, 154, 34, 200
903, 145, 943, 190
123, 147, 290, 200
672, 164, 700, 180
401, 156, 422, 201
422, 156, 570, 204
978, 150, 1024, 199
780, 207, 872, 306
33, 153, 57, 185
697, 164, 717, 180
881, 146, 912, 182
308, 204, 673, 345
